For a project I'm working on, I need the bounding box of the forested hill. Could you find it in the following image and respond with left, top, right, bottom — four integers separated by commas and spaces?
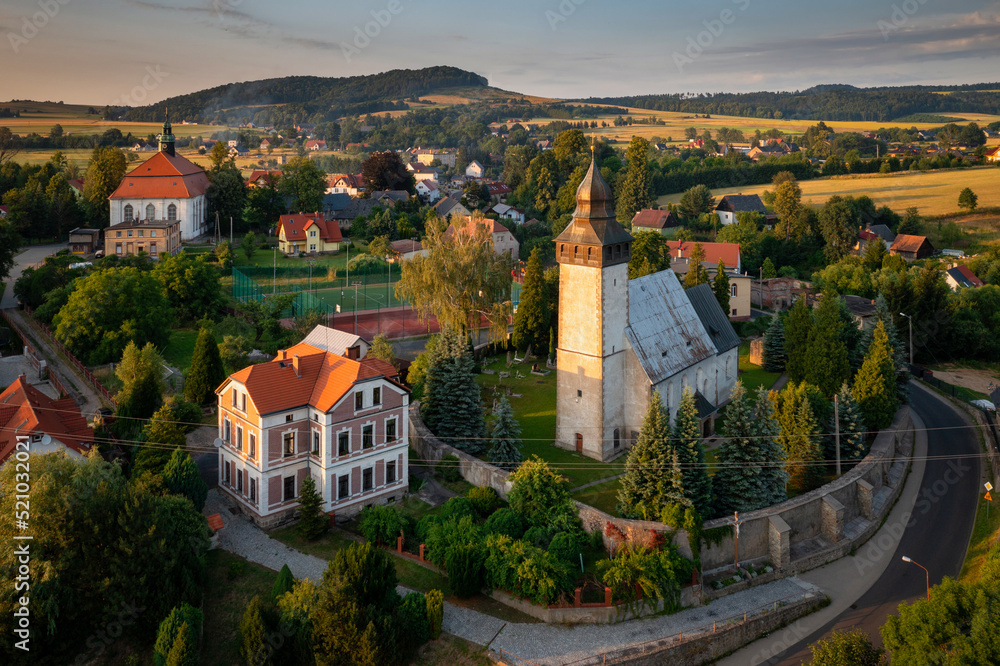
124, 66, 489, 125
581, 83, 1000, 122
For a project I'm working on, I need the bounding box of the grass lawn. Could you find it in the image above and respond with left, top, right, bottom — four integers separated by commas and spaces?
162, 327, 200, 374
412, 633, 494, 666
959, 481, 1000, 582
738, 341, 781, 392
657, 165, 1000, 218
571, 478, 622, 516
476, 357, 626, 488
202, 549, 278, 666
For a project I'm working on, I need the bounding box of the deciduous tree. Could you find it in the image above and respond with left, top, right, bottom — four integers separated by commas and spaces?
958, 187, 978, 212
678, 184, 715, 220
361, 150, 415, 194
280, 157, 327, 213
683, 242, 710, 288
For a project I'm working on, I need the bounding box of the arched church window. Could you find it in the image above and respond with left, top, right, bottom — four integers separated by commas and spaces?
167, 204, 177, 220
123, 205, 133, 222
145, 204, 155, 220
560, 244, 565, 256
574, 245, 580, 258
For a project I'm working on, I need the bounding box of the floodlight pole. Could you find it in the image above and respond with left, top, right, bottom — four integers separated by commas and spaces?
900, 312, 913, 366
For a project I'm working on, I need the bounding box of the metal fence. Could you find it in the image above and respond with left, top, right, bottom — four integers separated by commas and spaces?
491, 592, 813, 666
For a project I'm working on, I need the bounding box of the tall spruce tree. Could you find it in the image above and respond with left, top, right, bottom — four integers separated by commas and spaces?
777, 383, 823, 494
804, 290, 851, 396
420, 328, 487, 453
784, 296, 813, 383
762, 315, 787, 372
615, 136, 652, 224
753, 385, 788, 507
683, 243, 711, 288
857, 294, 910, 403
761, 257, 777, 279
165, 622, 197, 666
162, 449, 208, 512
297, 475, 327, 541
238, 596, 270, 666
832, 383, 867, 462
487, 396, 523, 471
618, 391, 672, 520
712, 259, 731, 315
673, 388, 713, 516
512, 247, 550, 354
853, 321, 899, 431
714, 382, 780, 515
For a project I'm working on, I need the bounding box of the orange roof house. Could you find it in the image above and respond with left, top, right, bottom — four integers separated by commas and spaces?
666, 240, 741, 273
890, 234, 934, 261
277, 213, 343, 254
215, 340, 410, 528
0, 376, 93, 465
445, 216, 520, 260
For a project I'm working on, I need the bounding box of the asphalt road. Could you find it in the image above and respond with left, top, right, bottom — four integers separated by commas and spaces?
768, 382, 981, 664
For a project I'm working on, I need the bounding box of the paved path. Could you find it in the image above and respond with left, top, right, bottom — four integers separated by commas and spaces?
720, 381, 980, 665
208, 488, 822, 665
1, 243, 67, 309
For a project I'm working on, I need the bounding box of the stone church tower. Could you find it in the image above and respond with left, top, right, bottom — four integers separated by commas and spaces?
554, 154, 633, 461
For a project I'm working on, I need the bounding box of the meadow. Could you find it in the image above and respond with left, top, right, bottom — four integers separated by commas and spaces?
656, 165, 1000, 217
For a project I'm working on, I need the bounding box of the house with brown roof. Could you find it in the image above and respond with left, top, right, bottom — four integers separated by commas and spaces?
985, 146, 1000, 163
108, 118, 209, 241
945, 264, 984, 291
305, 140, 327, 151
446, 216, 519, 260
0, 375, 94, 466
415, 179, 440, 202
215, 342, 409, 527
665, 240, 741, 272
631, 209, 681, 235
890, 234, 934, 261
328, 174, 364, 196
277, 213, 343, 254
389, 239, 427, 262
247, 170, 281, 188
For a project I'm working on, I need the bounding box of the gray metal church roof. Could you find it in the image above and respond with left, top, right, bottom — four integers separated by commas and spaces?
685, 283, 741, 354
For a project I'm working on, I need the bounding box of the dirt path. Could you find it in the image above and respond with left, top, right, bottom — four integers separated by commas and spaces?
929, 365, 1000, 395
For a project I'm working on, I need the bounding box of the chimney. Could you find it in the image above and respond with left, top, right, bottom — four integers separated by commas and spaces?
278, 349, 287, 362
292, 354, 301, 377
346, 346, 360, 360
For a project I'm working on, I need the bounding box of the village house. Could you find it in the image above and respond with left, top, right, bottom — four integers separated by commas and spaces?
890, 234, 934, 261
842, 295, 879, 330
486, 182, 512, 202
109, 118, 209, 241
277, 213, 344, 255
751, 277, 813, 311
301, 325, 370, 360
415, 179, 440, 202
406, 162, 440, 182
247, 170, 282, 188
554, 156, 739, 460
327, 174, 364, 197
105, 218, 182, 260
490, 203, 525, 225
433, 196, 472, 220
465, 160, 484, 179
669, 258, 752, 321
415, 149, 456, 168
304, 139, 327, 151
446, 216, 519, 260
389, 239, 428, 262
944, 264, 984, 291
215, 340, 409, 527
666, 240, 741, 272
0, 375, 94, 466
631, 208, 681, 235
714, 194, 769, 226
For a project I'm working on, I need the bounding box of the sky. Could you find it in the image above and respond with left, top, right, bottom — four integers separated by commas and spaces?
2, 0, 1000, 104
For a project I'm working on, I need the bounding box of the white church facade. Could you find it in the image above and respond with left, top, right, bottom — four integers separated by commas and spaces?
554, 156, 739, 462
108, 119, 209, 241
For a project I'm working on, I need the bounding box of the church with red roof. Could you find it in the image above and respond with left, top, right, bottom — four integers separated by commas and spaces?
108, 118, 209, 241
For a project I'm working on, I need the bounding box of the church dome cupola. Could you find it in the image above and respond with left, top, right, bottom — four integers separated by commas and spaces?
554, 151, 633, 267
158, 111, 175, 157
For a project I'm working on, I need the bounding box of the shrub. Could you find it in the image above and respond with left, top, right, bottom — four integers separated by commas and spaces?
467, 485, 502, 518
444, 542, 485, 598
439, 497, 476, 522
359, 505, 405, 546
271, 564, 294, 603
484, 508, 524, 539
238, 595, 270, 666
596, 544, 694, 611
153, 603, 203, 666
425, 515, 481, 567
548, 531, 584, 565
482, 534, 573, 606
437, 454, 461, 482
425, 589, 444, 639
415, 514, 441, 544
523, 525, 552, 549
396, 592, 430, 654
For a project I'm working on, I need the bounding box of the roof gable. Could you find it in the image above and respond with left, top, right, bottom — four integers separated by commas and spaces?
0, 377, 93, 463
109, 151, 210, 200
716, 194, 766, 214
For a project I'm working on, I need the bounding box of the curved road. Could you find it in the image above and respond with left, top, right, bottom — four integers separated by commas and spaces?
768, 382, 981, 664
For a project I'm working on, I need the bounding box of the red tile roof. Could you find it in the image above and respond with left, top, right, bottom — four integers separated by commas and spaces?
206, 514, 224, 532
221, 343, 405, 415
109, 151, 210, 200
331, 174, 363, 189
859, 229, 880, 242
0, 376, 93, 464
890, 234, 930, 253
632, 209, 679, 229
447, 216, 510, 238
278, 213, 343, 244
948, 264, 984, 288
248, 170, 281, 185
666, 241, 741, 270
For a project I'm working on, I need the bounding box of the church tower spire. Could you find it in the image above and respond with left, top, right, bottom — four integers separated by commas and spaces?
158, 109, 175, 157
553, 151, 632, 461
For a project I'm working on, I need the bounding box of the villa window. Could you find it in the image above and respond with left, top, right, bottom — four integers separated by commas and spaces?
312, 431, 320, 455
386, 418, 397, 443
731, 284, 738, 297
363, 468, 373, 492
283, 476, 295, 501
167, 203, 177, 220
386, 461, 396, 484
249, 478, 256, 502
362, 425, 373, 449
338, 431, 350, 456
283, 432, 295, 457
338, 474, 350, 499
123, 204, 133, 222
355, 391, 364, 410
372, 387, 381, 405
249, 433, 256, 458
145, 204, 155, 220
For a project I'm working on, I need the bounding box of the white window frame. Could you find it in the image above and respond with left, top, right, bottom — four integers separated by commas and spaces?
336, 428, 351, 458
311, 429, 321, 456
249, 432, 256, 459
282, 430, 296, 457
731, 283, 738, 297
361, 421, 375, 450
223, 417, 231, 443
384, 416, 398, 444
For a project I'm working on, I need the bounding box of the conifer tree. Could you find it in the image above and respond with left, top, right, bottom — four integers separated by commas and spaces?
162, 449, 208, 511
659, 449, 690, 509
784, 296, 813, 383
165, 622, 197, 666
272, 564, 295, 603
615, 136, 652, 224
618, 391, 672, 520
297, 475, 327, 541
672, 388, 713, 516
239, 595, 270, 666
683, 243, 711, 288
134, 402, 188, 476
777, 383, 823, 494
714, 382, 779, 515
185, 327, 226, 405
368, 333, 398, 370
761, 257, 777, 279
753, 385, 788, 506
712, 259, 731, 315
762, 315, 786, 372
832, 383, 867, 462
856, 294, 909, 402
512, 247, 550, 354
420, 328, 487, 453
853, 321, 899, 431
804, 290, 851, 396
487, 396, 523, 471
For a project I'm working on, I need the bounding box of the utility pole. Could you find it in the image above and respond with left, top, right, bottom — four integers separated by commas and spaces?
900, 312, 913, 366
230, 216, 233, 246
733, 511, 742, 571
834, 393, 841, 478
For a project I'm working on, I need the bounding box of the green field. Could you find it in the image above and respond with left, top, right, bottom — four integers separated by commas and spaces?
202, 550, 278, 666
657, 165, 1000, 217
738, 341, 781, 392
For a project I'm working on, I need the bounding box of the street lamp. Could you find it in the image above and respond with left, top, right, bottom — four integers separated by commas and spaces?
901, 556, 930, 600
353, 281, 362, 335
899, 312, 913, 366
